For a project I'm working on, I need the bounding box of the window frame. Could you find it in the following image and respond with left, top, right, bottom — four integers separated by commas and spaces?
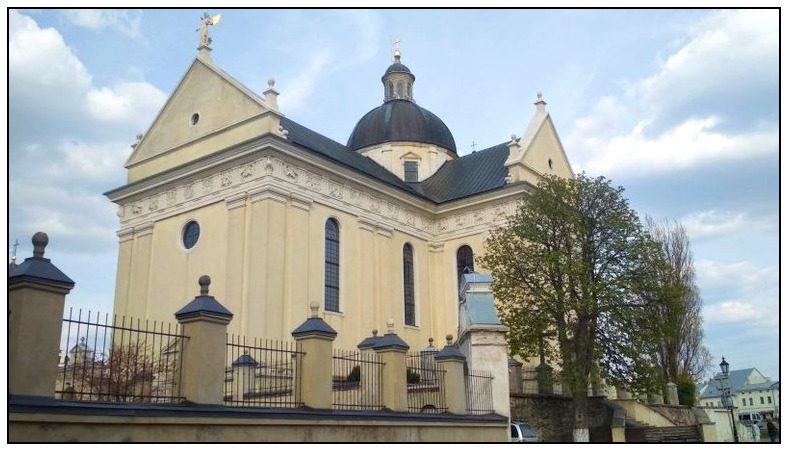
456, 245, 475, 289
324, 218, 341, 313
403, 243, 416, 326
182, 220, 200, 250
403, 160, 419, 182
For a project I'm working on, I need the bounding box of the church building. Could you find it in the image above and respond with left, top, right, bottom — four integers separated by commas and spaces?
105, 30, 573, 351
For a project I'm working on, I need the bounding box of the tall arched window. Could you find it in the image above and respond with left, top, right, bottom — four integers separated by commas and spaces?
325, 219, 340, 312
456, 245, 474, 288
396, 81, 404, 98
387, 82, 394, 100
403, 243, 416, 326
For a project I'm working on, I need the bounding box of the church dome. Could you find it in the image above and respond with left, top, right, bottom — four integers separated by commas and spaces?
382, 61, 412, 78
347, 100, 457, 153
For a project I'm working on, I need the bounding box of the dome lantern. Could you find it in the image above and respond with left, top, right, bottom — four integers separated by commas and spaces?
382, 40, 415, 102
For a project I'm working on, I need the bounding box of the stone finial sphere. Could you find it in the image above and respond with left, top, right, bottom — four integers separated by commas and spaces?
199, 275, 211, 295
32, 232, 48, 257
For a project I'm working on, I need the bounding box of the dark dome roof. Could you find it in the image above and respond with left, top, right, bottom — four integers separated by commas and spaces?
347, 100, 456, 153
382, 61, 413, 79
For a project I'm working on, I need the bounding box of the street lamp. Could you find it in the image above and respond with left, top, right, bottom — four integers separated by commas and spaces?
716, 357, 739, 442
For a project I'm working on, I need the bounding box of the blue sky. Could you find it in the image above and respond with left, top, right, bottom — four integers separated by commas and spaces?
8, 9, 780, 380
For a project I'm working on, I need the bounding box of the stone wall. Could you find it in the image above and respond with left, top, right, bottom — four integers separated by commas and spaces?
510, 394, 613, 442
650, 404, 697, 426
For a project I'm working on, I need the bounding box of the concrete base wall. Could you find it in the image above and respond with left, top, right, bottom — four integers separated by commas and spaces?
9, 398, 507, 443
510, 394, 613, 442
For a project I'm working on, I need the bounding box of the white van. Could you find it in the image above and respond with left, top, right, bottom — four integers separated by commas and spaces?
739, 412, 764, 427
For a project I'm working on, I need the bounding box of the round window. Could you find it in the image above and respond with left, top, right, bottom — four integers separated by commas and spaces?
182, 221, 200, 249
190, 113, 200, 126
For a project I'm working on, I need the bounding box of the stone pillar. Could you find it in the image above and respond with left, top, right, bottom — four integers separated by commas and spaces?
9, 233, 74, 398
292, 302, 337, 409
649, 392, 664, 404
175, 276, 233, 405
616, 387, 632, 400
536, 362, 554, 395
435, 335, 467, 415
373, 319, 409, 412
508, 358, 523, 394
666, 382, 680, 405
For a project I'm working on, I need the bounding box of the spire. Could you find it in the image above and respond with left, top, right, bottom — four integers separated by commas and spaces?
393, 38, 401, 61
10, 238, 18, 267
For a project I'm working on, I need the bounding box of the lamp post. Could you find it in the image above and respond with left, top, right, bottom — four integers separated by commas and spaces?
716, 357, 739, 442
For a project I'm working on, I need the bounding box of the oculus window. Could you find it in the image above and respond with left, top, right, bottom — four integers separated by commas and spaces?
182, 221, 200, 249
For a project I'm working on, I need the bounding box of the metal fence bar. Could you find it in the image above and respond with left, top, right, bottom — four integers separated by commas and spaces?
406, 351, 447, 413
224, 334, 303, 408
331, 349, 383, 410
465, 369, 494, 415
56, 308, 187, 404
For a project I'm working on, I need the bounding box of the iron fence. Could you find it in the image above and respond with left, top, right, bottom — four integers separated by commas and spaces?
406, 351, 447, 413
465, 369, 494, 415
225, 335, 303, 408
332, 349, 384, 410
56, 308, 187, 403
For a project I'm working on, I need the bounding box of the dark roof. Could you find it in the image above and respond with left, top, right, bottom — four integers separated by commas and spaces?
174, 295, 233, 322
232, 353, 258, 367
372, 333, 409, 352
283, 117, 509, 204
346, 100, 457, 153
383, 61, 413, 78
417, 142, 510, 203
435, 344, 466, 362
291, 317, 337, 339
8, 256, 74, 288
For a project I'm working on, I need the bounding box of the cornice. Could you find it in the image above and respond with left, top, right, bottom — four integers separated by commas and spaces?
113, 148, 524, 243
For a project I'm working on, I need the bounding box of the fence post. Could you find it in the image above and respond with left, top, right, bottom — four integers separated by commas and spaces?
291, 302, 337, 409
9, 232, 74, 398
232, 350, 258, 400
666, 381, 680, 405
435, 334, 467, 415
372, 319, 409, 412
536, 361, 554, 395
174, 275, 233, 405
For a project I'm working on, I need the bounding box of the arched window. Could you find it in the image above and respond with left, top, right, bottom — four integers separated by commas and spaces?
325, 219, 340, 312
456, 245, 474, 288
387, 82, 394, 100
403, 243, 416, 326
396, 82, 404, 99
407, 83, 412, 99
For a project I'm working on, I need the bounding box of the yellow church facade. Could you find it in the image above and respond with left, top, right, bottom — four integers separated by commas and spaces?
105, 43, 573, 352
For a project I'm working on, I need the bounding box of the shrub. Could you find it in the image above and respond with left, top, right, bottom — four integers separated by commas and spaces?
347, 365, 361, 382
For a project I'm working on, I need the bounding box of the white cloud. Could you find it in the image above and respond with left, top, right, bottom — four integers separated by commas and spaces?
575, 115, 776, 176
9, 10, 91, 98
61, 9, 143, 40
277, 49, 333, 112
566, 9, 778, 178
86, 82, 167, 126
695, 259, 778, 293
703, 300, 765, 324
680, 210, 776, 241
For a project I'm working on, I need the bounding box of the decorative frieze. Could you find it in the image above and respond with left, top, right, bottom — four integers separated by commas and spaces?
116, 153, 520, 241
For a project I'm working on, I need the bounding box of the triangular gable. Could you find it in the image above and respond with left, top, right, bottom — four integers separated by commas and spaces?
519, 113, 574, 179
125, 57, 274, 175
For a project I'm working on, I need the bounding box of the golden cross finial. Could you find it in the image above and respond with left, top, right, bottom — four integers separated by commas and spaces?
11, 239, 18, 264
393, 38, 401, 60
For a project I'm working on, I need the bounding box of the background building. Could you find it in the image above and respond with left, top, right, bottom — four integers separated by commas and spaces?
698, 368, 780, 420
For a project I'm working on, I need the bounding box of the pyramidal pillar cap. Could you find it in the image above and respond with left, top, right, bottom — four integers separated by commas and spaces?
435, 334, 466, 362
372, 318, 409, 352
174, 275, 233, 324
9, 232, 75, 292
292, 302, 337, 340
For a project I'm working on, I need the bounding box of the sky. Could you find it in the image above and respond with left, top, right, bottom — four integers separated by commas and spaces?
7, 9, 780, 381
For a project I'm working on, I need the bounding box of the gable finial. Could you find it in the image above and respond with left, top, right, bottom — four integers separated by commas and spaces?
197, 12, 222, 61
11, 238, 19, 266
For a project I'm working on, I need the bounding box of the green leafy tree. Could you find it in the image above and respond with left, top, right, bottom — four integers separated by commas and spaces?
481, 173, 661, 441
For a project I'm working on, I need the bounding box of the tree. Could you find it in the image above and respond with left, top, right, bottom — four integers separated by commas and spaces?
641, 216, 711, 400
86, 340, 160, 402
481, 173, 661, 441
